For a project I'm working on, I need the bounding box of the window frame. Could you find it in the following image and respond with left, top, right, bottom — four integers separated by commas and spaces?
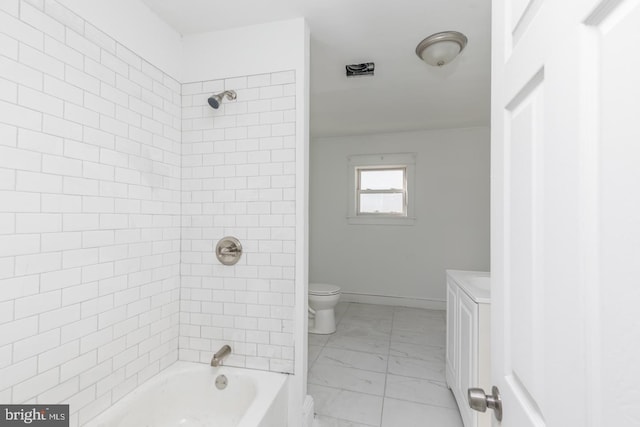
356, 166, 408, 216
347, 153, 416, 226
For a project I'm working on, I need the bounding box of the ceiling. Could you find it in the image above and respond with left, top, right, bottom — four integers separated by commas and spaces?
140, 0, 491, 138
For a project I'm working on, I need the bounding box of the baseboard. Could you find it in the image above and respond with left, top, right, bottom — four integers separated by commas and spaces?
302, 394, 315, 427
340, 292, 446, 311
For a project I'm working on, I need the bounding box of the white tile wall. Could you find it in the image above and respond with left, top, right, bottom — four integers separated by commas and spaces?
0, 1, 181, 425
180, 73, 297, 373
1, 1, 301, 423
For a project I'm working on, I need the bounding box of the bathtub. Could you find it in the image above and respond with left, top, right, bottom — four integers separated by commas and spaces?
85, 361, 288, 427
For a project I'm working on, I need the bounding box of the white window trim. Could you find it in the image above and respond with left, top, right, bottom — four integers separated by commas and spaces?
347, 153, 416, 226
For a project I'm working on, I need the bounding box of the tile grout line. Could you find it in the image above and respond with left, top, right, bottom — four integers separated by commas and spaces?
378, 305, 399, 427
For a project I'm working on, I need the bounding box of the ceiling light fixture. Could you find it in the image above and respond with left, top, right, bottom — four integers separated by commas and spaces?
415, 31, 468, 67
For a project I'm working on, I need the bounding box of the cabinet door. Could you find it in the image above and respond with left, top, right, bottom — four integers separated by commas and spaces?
457, 289, 478, 427
445, 281, 457, 387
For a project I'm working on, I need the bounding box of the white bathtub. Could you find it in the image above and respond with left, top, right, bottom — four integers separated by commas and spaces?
85, 361, 288, 427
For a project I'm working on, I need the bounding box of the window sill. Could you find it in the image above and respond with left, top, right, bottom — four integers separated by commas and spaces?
347, 216, 416, 226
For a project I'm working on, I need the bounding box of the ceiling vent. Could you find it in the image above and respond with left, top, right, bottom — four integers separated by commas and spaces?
346, 62, 375, 77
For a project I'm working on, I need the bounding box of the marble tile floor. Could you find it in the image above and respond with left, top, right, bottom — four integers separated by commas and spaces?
309, 302, 463, 427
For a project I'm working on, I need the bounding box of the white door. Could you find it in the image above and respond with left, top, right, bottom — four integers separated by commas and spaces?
491, 0, 640, 426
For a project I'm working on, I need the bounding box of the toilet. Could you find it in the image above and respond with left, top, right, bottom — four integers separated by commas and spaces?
308, 283, 341, 334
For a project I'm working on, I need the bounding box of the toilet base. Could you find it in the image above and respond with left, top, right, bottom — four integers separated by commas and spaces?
308, 309, 336, 334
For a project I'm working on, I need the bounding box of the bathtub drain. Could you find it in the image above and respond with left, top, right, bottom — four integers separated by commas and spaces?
215, 375, 228, 390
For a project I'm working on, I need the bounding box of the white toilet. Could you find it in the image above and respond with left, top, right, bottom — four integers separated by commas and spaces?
308, 283, 341, 334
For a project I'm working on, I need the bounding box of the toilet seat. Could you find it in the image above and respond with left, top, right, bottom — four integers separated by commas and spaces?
309, 283, 341, 296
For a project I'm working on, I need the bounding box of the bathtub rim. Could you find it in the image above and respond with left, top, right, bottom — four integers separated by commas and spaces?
84, 360, 289, 427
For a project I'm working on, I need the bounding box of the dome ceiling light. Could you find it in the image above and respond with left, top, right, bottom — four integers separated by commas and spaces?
415, 31, 468, 67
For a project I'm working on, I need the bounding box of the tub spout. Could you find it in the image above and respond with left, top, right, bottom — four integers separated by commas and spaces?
211, 345, 232, 367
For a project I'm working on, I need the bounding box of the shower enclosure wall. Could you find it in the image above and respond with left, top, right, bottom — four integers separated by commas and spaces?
180, 72, 298, 373
0, 1, 309, 426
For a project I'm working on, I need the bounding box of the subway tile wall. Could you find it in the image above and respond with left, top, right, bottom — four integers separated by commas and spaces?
0, 1, 182, 425
180, 74, 297, 373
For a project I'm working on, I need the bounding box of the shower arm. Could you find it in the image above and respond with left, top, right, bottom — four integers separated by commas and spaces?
221, 91, 237, 100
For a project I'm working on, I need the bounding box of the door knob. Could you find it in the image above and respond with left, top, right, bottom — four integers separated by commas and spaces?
468, 386, 503, 421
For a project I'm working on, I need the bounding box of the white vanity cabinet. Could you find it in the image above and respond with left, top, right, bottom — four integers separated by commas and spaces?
445, 270, 491, 427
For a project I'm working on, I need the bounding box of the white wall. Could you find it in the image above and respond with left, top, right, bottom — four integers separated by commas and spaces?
310, 127, 490, 308
55, 0, 183, 80
181, 19, 306, 84
0, 2, 181, 425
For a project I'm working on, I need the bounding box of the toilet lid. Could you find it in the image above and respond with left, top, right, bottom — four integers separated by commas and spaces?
309, 283, 341, 296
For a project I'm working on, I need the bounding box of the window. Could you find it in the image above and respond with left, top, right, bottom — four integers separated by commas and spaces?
356, 167, 407, 216
347, 153, 416, 225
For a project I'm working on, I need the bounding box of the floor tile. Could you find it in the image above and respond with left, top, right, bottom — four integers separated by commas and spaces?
309, 364, 386, 395
389, 342, 445, 362
310, 384, 384, 426
313, 415, 376, 427
391, 328, 445, 348
335, 303, 349, 323
381, 397, 463, 427
315, 347, 388, 373
310, 303, 461, 427
326, 335, 389, 354
384, 374, 457, 409
394, 308, 444, 324
387, 355, 446, 382
309, 333, 331, 346
392, 316, 445, 333
309, 344, 323, 368
334, 323, 391, 341
339, 316, 393, 333
393, 307, 444, 317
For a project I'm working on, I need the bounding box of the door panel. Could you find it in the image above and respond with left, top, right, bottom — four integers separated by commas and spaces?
505, 76, 545, 420
508, 0, 544, 43
584, 2, 640, 425
493, 0, 640, 426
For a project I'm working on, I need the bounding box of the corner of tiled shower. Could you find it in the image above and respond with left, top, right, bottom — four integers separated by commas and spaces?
0, 1, 298, 424
178, 72, 297, 374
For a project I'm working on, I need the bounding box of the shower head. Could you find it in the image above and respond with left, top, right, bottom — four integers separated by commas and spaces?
208, 90, 237, 109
